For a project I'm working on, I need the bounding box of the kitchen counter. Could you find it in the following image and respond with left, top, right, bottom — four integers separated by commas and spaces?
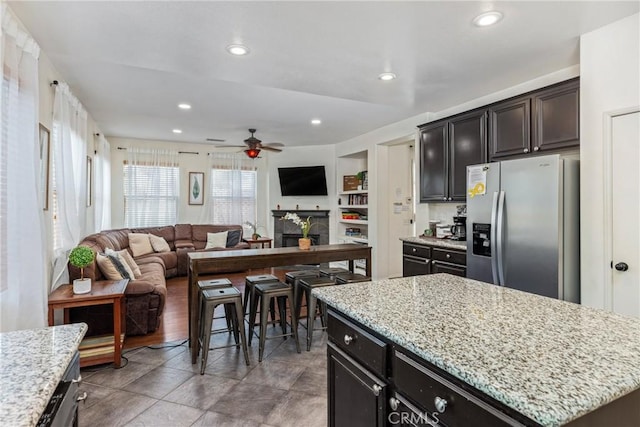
0, 323, 87, 427
401, 235, 467, 251
314, 274, 640, 426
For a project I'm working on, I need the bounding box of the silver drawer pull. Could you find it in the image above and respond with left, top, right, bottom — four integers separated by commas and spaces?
77, 391, 88, 402
71, 375, 82, 384
434, 396, 448, 413
343, 334, 354, 345
445, 254, 451, 259
389, 397, 399, 410
372, 384, 382, 396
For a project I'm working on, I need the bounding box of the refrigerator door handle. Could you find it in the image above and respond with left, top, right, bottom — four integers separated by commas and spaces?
496, 190, 506, 286
490, 191, 500, 285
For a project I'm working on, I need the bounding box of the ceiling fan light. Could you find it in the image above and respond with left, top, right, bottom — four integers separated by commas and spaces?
227, 44, 250, 56
245, 148, 261, 158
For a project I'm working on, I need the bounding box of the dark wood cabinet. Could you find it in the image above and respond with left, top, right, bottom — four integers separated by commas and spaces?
532, 78, 580, 152
419, 110, 487, 203
449, 110, 487, 200
418, 121, 447, 202
430, 260, 466, 277
402, 242, 466, 278
489, 96, 531, 160
403, 255, 431, 277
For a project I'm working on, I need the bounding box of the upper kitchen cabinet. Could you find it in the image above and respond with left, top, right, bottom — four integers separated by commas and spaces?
419, 121, 447, 202
489, 78, 580, 161
419, 109, 486, 202
488, 96, 531, 159
532, 78, 580, 152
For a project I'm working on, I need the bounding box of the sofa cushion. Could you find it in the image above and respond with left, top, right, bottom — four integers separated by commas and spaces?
136, 251, 177, 273
96, 253, 132, 280
129, 233, 154, 257
114, 249, 141, 278
205, 231, 228, 249
226, 229, 242, 247
149, 233, 171, 253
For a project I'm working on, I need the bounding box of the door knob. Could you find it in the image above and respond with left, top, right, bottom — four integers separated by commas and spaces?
615, 262, 629, 272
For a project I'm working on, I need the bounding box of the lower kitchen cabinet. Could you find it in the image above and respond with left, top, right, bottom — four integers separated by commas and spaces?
402, 242, 466, 278
430, 260, 466, 277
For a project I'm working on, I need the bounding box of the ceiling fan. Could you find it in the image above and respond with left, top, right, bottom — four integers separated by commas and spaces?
214, 129, 284, 158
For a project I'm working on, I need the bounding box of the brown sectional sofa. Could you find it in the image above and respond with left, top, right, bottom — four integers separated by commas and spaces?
68, 224, 249, 336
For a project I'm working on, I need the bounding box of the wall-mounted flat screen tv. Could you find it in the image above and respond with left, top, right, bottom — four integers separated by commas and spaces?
278, 166, 328, 196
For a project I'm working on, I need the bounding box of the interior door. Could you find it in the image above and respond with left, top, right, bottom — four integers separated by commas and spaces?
611, 110, 640, 317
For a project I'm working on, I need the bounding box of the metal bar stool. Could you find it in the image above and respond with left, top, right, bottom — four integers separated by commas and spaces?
198, 278, 233, 334
250, 281, 300, 362
334, 273, 371, 284
298, 276, 337, 351
285, 270, 319, 323
319, 267, 350, 280
198, 287, 249, 374
245, 274, 281, 344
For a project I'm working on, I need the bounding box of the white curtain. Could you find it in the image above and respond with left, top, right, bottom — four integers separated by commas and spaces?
50, 82, 88, 289
124, 148, 179, 227
93, 133, 111, 232
199, 152, 257, 228
0, 5, 47, 331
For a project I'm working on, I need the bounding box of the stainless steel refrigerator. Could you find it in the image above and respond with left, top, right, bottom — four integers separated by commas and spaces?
466, 154, 580, 302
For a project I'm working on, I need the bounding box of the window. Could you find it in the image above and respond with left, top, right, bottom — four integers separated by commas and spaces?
209, 167, 257, 224
124, 163, 179, 227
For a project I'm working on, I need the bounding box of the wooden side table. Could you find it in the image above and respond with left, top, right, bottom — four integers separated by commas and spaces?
243, 237, 273, 249
48, 279, 128, 367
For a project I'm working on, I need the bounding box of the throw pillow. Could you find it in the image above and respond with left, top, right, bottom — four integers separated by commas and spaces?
149, 233, 171, 253
96, 253, 132, 280
205, 231, 228, 250
117, 249, 142, 278
106, 248, 138, 279
128, 233, 154, 257
226, 229, 242, 247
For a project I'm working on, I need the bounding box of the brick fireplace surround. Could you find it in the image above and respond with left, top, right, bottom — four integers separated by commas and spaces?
272, 210, 330, 247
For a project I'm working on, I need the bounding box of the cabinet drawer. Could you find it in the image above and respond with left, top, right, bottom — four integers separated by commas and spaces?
431, 261, 467, 277
431, 248, 466, 265
403, 243, 431, 259
393, 351, 521, 427
328, 311, 388, 378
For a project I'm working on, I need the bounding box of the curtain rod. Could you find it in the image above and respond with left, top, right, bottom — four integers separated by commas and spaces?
116, 147, 199, 155
50, 80, 59, 86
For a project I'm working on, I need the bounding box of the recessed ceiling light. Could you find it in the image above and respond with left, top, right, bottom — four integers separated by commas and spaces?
226, 44, 250, 56
172, 129, 182, 134
378, 72, 397, 81
311, 119, 322, 125
178, 103, 191, 110
473, 11, 503, 27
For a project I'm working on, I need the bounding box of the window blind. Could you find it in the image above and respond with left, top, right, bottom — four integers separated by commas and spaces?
124, 164, 179, 227
209, 168, 257, 224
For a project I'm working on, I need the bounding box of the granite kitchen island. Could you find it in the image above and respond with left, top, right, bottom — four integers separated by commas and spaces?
0, 323, 87, 426
314, 274, 640, 426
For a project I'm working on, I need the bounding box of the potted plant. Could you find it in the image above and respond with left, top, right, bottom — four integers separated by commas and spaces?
282, 212, 313, 250
244, 221, 261, 240
69, 245, 95, 294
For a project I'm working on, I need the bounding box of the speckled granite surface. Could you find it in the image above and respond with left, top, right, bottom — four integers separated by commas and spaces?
314, 274, 640, 427
401, 236, 467, 251
0, 323, 87, 427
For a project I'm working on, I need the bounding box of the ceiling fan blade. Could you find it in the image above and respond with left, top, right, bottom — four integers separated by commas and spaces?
216, 144, 246, 148
206, 138, 226, 142
260, 145, 282, 152
265, 142, 285, 147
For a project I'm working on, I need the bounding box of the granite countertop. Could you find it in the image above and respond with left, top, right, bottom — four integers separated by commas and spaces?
314, 275, 640, 427
401, 235, 467, 251
0, 323, 87, 427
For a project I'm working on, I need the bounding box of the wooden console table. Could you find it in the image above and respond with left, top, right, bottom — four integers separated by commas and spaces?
48, 279, 128, 367
188, 243, 372, 363
242, 237, 273, 249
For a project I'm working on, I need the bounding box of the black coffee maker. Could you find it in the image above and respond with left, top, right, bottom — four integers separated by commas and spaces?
450, 216, 467, 241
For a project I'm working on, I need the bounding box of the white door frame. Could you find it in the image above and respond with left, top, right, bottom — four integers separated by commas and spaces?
602, 106, 640, 311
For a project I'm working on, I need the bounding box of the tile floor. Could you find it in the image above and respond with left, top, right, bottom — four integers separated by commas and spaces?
78, 318, 328, 427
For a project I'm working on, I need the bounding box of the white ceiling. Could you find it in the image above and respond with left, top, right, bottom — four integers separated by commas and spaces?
9, 1, 640, 147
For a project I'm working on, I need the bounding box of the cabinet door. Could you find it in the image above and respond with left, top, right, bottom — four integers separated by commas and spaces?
448, 110, 487, 201
532, 78, 579, 152
489, 96, 531, 160
431, 261, 466, 277
419, 121, 448, 202
328, 342, 387, 427
403, 255, 431, 277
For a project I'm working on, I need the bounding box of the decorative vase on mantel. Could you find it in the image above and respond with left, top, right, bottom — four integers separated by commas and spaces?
298, 238, 311, 250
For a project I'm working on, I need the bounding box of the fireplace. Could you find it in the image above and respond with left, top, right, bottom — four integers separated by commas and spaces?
282, 233, 321, 248
272, 210, 330, 248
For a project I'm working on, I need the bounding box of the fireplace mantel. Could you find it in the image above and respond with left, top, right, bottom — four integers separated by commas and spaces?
271, 210, 330, 218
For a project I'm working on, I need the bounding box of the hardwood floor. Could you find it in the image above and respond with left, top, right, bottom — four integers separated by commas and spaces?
124, 268, 286, 349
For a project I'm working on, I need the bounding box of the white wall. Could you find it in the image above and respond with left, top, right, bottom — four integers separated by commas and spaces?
108, 137, 271, 232
580, 13, 640, 309
266, 145, 336, 242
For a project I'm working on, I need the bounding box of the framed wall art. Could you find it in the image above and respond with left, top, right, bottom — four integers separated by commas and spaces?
189, 172, 204, 205
38, 124, 50, 210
